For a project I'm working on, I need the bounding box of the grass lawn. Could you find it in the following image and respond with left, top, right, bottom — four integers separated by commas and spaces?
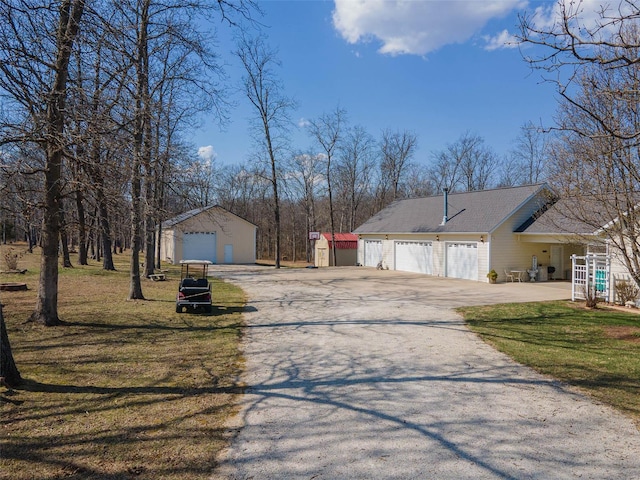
0, 245, 245, 480
458, 300, 640, 425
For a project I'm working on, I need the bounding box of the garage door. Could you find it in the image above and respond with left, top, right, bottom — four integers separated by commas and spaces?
183, 232, 216, 263
364, 240, 383, 267
395, 241, 432, 274
446, 242, 478, 280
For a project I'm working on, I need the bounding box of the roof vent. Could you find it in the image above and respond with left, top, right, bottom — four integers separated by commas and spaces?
441, 187, 449, 225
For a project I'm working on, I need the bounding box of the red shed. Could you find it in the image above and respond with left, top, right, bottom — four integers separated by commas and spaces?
314, 233, 358, 267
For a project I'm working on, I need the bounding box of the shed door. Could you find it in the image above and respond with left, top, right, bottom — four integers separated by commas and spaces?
446, 242, 478, 281
364, 240, 383, 267
395, 241, 432, 274
183, 232, 217, 263
224, 244, 233, 263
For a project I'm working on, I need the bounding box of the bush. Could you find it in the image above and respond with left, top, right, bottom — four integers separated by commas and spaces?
2, 247, 21, 271
583, 285, 601, 309
615, 279, 639, 306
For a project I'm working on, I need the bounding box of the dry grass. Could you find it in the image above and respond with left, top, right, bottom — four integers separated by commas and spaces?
0, 245, 245, 480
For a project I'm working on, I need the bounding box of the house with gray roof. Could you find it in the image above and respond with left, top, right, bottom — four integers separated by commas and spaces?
353, 184, 589, 282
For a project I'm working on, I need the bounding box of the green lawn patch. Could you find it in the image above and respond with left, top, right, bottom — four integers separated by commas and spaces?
458, 301, 640, 424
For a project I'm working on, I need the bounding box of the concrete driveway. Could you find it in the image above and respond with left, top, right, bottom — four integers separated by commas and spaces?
213, 266, 640, 480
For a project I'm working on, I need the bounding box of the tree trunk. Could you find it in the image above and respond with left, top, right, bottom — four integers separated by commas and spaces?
143, 171, 155, 278
128, 0, 150, 299
0, 303, 21, 387
75, 188, 88, 265
59, 201, 73, 268
98, 197, 115, 271
327, 162, 337, 268
30, 0, 85, 326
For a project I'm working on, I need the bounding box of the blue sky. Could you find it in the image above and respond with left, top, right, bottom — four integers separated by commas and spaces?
192, 0, 575, 166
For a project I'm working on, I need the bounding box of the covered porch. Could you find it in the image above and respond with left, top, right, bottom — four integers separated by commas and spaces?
514, 233, 586, 282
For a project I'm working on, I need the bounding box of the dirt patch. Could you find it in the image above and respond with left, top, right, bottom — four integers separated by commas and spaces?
603, 326, 640, 343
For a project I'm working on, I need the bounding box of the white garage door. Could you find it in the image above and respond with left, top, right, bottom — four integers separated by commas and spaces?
183, 232, 217, 263
446, 242, 478, 281
395, 241, 433, 274
364, 240, 383, 267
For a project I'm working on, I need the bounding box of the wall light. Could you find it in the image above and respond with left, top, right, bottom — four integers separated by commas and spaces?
480, 235, 484, 243
436, 235, 440, 242
385, 234, 388, 240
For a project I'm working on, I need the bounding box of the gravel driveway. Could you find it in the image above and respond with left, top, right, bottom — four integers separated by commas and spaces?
213, 266, 640, 480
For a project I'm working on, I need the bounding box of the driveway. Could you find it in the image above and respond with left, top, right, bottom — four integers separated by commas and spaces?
213, 266, 640, 479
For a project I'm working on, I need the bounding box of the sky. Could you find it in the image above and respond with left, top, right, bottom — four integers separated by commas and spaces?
190, 0, 600, 167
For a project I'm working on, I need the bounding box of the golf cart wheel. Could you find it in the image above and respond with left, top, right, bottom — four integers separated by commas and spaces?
176, 305, 182, 313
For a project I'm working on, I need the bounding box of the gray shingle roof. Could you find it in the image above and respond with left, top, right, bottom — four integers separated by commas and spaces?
516, 197, 611, 235
354, 184, 549, 234
162, 205, 256, 228
162, 206, 212, 228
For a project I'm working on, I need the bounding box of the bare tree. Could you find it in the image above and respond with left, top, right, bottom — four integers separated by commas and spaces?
509, 121, 549, 185
336, 125, 376, 231
428, 132, 496, 193
0, 0, 86, 325
459, 135, 498, 191
518, 0, 640, 141
549, 56, 640, 285
404, 163, 435, 198
0, 302, 21, 387
379, 129, 417, 202
519, 3, 640, 288
308, 107, 346, 267
287, 151, 324, 262
236, 34, 294, 269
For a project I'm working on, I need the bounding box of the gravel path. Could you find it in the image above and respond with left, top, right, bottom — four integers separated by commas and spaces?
213, 266, 640, 480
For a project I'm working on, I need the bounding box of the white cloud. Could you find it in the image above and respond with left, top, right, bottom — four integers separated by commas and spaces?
332, 0, 526, 56
484, 29, 519, 51
298, 117, 311, 128
514, 0, 635, 48
197, 145, 216, 163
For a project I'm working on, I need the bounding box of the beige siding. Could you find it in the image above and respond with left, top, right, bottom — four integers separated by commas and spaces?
610, 243, 639, 303
160, 207, 256, 265
160, 229, 176, 263
358, 233, 487, 281
354, 192, 603, 284
315, 236, 330, 267
382, 239, 394, 270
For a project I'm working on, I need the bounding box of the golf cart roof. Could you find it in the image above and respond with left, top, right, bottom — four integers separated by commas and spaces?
179, 260, 213, 265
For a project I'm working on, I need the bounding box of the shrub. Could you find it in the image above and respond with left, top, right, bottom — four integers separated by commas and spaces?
616, 279, 639, 306
2, 247, 21, 271
583, 285, 601, 309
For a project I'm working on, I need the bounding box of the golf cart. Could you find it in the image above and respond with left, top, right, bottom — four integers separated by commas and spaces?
176, 260, 212, 313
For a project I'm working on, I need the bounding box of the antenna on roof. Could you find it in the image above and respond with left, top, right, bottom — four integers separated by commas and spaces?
441, 187, 449, 225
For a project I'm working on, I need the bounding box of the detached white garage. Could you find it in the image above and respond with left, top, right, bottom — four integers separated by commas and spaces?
395, 241, 433, 274
160, 205, 257, 265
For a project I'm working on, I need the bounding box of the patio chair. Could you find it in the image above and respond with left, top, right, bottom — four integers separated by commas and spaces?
504, 269, 515, 283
